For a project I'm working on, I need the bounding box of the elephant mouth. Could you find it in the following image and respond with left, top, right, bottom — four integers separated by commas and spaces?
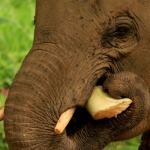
66, 75, 109, 136
64, 75, 136, 141
55, 72, 139, 146
65, 74, 124, 137
95, 74, 108, 87
66, 107, 93, 136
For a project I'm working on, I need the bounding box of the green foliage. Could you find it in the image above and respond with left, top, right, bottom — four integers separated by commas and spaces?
0, 95, 8, 149
0, 0, 35, 149
0, 121, 8, 150
0, 0, 35, 89
0, 95, 5, 107
104, 136, 141, 150
0, 0, 142, 149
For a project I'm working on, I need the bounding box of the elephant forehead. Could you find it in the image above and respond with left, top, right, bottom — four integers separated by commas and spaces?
97, 0, 138, 11
97, 0, 150, 26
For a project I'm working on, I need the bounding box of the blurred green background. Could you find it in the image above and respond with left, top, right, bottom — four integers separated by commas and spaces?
0, 0, 141, 149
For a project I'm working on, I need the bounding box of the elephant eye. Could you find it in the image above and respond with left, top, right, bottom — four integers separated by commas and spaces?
101, 16, 139, 49
111, 24, 131, 39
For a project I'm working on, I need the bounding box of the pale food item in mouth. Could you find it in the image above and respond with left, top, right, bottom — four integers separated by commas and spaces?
85, 86, 132, 120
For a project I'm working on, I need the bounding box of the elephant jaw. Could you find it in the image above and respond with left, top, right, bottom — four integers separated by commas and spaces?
55, 86, 132, 134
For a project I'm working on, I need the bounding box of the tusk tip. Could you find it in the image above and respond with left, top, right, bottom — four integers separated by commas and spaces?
54, 107, 76, 135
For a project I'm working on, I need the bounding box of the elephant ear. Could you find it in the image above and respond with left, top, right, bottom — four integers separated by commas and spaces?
139, 130, 150, 150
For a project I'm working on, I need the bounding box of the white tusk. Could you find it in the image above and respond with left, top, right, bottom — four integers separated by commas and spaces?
54, 107, 76, 134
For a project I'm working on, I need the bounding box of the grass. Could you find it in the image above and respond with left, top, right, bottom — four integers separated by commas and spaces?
0, 0, 141, 149
104, 136, 141, 150
0, 95, 8, 150
0, 0, 35, 149
0, 0, 35, 89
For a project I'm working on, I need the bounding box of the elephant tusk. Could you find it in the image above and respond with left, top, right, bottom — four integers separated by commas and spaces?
85, 86, 132, 120
0, 107, 4, 121
54, 107, 76, 134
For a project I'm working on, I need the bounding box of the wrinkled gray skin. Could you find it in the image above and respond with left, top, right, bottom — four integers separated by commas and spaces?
4, 0, 150, 150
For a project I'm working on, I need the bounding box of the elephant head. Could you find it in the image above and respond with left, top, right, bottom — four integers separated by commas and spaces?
4, 0, 150, 149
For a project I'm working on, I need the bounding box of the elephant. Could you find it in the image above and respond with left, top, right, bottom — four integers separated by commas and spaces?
3, 0, 150, 149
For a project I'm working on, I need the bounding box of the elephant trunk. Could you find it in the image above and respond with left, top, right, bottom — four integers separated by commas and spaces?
4, 46, 75, 149
4, 1, 108, 148
4, 43, 108, 149
102, 72, 150, 141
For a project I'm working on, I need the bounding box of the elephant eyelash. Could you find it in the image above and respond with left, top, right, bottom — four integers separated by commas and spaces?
101, 16, 138, 49
102, 23, 135, 46
110, 23, 132, 39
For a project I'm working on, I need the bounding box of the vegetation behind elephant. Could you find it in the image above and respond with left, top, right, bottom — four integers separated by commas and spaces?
4, 0, 150, 150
